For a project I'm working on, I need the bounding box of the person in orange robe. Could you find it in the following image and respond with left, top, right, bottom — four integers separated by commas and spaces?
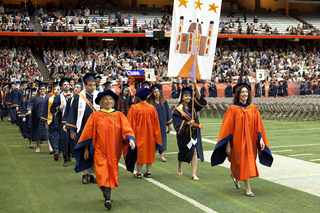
211, 82, 273, 197
73, 90, 136, 210
127, 88, 162, 179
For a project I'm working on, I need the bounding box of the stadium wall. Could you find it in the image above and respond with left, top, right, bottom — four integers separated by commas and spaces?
112, 82, 301, 99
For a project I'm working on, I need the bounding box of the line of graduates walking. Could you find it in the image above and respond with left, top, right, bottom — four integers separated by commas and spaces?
1, 77, 275, 210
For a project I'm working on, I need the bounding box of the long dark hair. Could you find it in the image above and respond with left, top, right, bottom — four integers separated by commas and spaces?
233, 85, 252, 104
178, 94, 192, 112
147, 90, 164, 106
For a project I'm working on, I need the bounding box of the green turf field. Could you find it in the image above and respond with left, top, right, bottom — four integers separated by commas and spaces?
0, 118, 319, 213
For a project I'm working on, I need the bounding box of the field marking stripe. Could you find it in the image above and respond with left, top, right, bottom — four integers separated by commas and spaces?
266, 128, 320, 132
267, 174, 320, 181
289, 153, 313, 157
8, 145, 21, 147
118, 163, 217, 213
310, 159, 320, 162
271, 150, 292, 153
272, 144, 320, 148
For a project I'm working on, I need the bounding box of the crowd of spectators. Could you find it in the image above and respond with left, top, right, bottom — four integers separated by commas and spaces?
212, 42, 320, 84
38, 7, 172, 33
0, 46, 43, 83
0, 4, 34, 32
219, 14, 320, 36
42, 41, 320, 87
42, 45, 170, 83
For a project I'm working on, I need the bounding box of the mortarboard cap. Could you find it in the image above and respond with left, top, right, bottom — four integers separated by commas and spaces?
83, 73, 96, 83
95, 90, 119, 104
135, 88, 150, 98
150, 84, 161, 92
141, 81, 150, 88
232, 82, 251, 94
59, 78, 71, 87
181, 87, 193, 96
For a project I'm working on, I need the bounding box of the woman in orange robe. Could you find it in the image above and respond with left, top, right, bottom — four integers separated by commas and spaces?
127, 88, 162, 179
73, 90, 136, 210
211, 83, 273, 197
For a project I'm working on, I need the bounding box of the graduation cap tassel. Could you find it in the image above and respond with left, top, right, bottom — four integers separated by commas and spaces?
192, 78, 195, 121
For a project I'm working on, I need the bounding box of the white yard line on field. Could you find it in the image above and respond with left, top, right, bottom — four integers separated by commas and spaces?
289, 153, 313, 157
310, 159, 320, 162
118, 164, 217, 213
266, 128, 320, 133
271, 150, 292, 153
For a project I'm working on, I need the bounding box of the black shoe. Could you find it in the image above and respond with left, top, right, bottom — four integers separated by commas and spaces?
54, 151, 59, 161
104, 200, 112, 210
90, 175, 97, 184
82, 174, 89, 184
63, 156, 68, 167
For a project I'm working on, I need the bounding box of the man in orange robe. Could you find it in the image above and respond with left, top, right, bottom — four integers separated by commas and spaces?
73, 90, 137, 209
127, 88, 162, 178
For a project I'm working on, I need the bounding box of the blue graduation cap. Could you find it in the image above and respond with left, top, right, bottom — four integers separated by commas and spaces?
135, 88, 151, 98
232, 82, 251, 94
31, 88, 37, 93
150, 84, 161, 92
95, 75, 102, 81
141, 81, 150, 88
103, 81, 112, 87
59, 78, 71, 87
53, 81, 60, 87
39, 82, 48, 88
181, 87, 193, 96
34, 79, 40, 85
20, 81, 28, 86
76, 79, 84, 87
119, 83, 129, 89
95, 90, 119, 104
83, 73, 96, 83
26, 86, 32, 91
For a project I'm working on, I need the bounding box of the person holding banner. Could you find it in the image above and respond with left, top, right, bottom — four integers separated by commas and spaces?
172, 82, 207, 180
147, 84, 173, 162
211, 82, 273, 197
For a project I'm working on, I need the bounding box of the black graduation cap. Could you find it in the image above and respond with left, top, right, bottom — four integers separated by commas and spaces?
76, 79, 84, 87
34, 79, 40, 85
181, 87, 193, 96
141, 81, 150, 88
150, 84, 161, 92
20, 81, 28, 86
119, 83, 129, 89
15, 80, 21, 84
53, 81, 60, 87
232, 82, 251, 94
26, 86, 32, 91
39, 82, 48, 88
103, 81, 112, 87
83, 73, 96, 83
59, 78, 71, 87
95, 75, 102, 81
31, 88, 37, 93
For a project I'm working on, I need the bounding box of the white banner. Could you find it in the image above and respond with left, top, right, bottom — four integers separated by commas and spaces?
145, 68, 155, 81
145, 30, 153, 37
256, 69, 265, 81
167, 0, 222, 80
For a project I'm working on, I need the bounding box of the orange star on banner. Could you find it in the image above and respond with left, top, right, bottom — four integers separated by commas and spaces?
208, 2, 219, 13
194, 0, 203, 10
178, 0, 189, 8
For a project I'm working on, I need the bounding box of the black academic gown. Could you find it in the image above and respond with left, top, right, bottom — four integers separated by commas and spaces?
116, 95, 133, 116
28, 94, 51, 141
209, 85, 217, 98
225, 85, 233, 98
50, 94, 70, 156
300, 84, 306, 95
200, 86, 206, 98
172, 97, 207, 163
254, 83, 260, 97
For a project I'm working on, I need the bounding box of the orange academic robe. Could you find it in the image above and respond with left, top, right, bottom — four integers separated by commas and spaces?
74, 110, 136, 188
127, 102, 162, 164
211, 103, 273, 181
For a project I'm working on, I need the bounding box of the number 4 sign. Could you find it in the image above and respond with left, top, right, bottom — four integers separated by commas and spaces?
256, 69, 265, 82
145, 69, 155, 81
